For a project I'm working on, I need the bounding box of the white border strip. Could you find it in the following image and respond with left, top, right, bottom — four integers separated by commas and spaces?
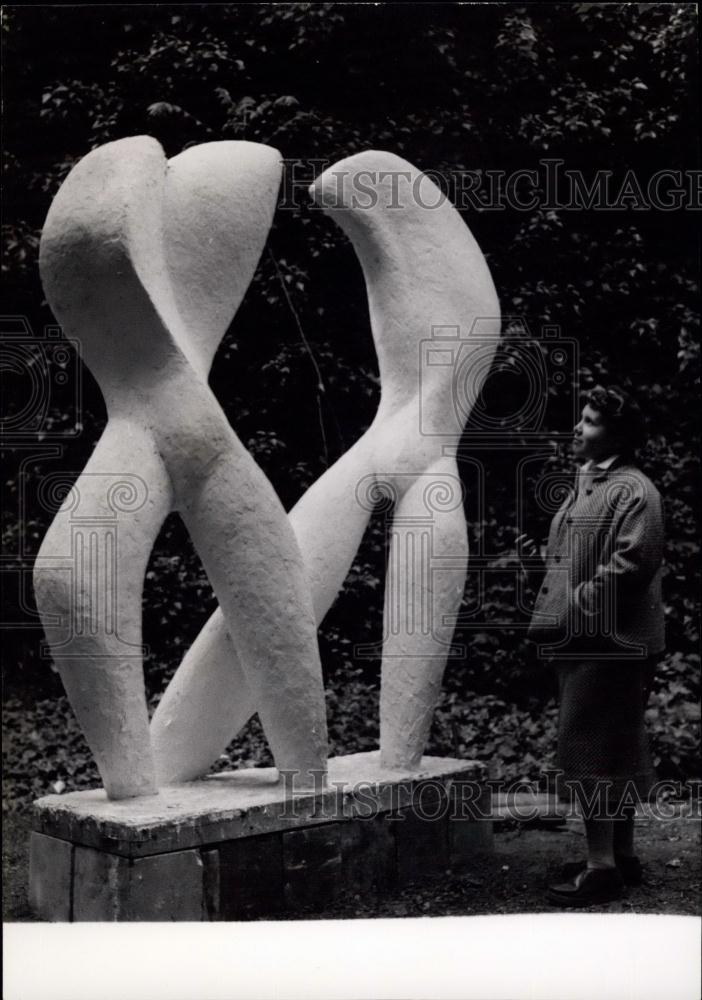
4, 914, 701, 1000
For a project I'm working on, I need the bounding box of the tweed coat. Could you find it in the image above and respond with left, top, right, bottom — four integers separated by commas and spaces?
528, 459, 665, 660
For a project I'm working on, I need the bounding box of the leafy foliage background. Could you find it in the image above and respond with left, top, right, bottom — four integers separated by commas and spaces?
2, 4, 699, 801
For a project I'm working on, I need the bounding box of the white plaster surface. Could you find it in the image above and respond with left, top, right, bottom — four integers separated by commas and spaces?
153, 150, 500, 778
32, 751, 486, 855
35, 137, 328, 799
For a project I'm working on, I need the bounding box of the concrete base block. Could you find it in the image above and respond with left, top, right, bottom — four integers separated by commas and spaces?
216, 833, 284, 921
395, 804, 449, 885
29, 751, 491, 921
73, 846, 205, 921
283, 823, 343, 911
340, 813, 396, 898
448, 780, 494, 866
29, 832, 74, 921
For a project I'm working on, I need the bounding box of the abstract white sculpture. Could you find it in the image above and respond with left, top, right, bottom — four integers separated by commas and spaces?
153, 151, 500, 777
34, 137, 328, 798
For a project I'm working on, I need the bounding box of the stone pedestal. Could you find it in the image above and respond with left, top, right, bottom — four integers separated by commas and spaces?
29, 752, 492, 921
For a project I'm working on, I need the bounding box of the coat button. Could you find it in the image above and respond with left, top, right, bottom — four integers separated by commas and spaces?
554, 556, 561, 563
541, 587, 549, 594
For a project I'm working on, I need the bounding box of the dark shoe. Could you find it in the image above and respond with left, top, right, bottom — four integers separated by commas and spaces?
547, 866, 624, 907
558, 855, 643, 886
558, 859, 588, 882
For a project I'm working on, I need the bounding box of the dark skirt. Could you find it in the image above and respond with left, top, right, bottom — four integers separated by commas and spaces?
554, 657, 658, 815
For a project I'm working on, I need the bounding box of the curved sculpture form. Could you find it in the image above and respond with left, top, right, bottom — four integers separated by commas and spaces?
34, 137, 328, 798
153, 150, 500, 778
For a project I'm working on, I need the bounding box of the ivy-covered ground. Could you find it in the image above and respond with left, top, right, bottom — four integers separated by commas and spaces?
4, 655, 700, 810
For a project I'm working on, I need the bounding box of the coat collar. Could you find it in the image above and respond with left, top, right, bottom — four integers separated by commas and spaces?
589, 455, 632, 482
575, 455, 629, 492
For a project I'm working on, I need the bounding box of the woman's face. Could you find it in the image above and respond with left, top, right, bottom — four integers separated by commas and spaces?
573, 403, 617, 463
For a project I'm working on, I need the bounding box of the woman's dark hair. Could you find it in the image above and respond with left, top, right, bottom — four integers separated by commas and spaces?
583, 384, 646, 459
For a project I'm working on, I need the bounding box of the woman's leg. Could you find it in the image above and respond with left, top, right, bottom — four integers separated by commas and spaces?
584, 817, 616, 868
613, 807, 636, 858
611, 656, 659, 860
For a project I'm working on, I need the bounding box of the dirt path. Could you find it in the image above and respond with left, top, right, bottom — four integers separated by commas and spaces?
272, 811, 701, 920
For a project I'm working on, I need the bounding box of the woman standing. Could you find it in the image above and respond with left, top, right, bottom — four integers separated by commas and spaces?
519, 385, 665, 906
